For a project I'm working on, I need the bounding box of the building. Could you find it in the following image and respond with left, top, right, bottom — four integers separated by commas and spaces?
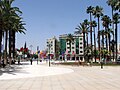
59, 34, 84, 61
46, 36, 59, 60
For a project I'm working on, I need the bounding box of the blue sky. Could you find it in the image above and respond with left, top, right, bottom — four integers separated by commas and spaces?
13, 0, 120, 52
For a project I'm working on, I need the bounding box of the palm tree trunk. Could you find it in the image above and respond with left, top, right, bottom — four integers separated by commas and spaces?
9, 31, 12, 65
108, 33, 111, 61
98, 17, 101, 61
94, 27, 96, 62
4, 30, 8, 65
112, 8, 115, 61
86, 33, 88, 47
115, 23, 118, 61
90, 13, 93, 61
102, 32, 104, 49
106, 36, 108, 51
101, 32, 104, 59
0, 30, 2, 67
13, 31, 15, 59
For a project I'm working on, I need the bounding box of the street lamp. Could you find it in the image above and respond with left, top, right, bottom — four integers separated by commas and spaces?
29, 45, 33, 54
48, 44, 51, 67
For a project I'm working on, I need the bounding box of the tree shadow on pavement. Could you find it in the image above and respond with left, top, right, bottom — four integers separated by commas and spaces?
0, 64, 30, 77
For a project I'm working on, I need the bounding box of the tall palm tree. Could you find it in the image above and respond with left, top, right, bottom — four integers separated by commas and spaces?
0, 0, 25, 65
9, 2, 26, 64
86, 6, 94, 54
101, 15, 111, 51
108, 28, 114, 61
93, 6, 103, 61
83, 19, 89, 47
99, 30, 105, 50
113, 13, 120, 61
75, 22, 89, 61
91, 20, 97, 62
106, 0, 117, 19
99, 30, 105, 58
2, 0, 23, 65
0, 0, 6, 66
106, 0, 118, 58
9, 17, 26, 64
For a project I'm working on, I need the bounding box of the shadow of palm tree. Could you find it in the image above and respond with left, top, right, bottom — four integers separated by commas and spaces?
0, 63, 30, 77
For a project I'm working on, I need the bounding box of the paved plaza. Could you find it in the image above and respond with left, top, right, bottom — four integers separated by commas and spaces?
0, 61, 120, 90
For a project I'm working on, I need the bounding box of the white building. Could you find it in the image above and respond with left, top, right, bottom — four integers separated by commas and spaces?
46, 36, 59, 59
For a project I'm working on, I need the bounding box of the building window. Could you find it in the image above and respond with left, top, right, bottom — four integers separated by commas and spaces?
80, 42, 82, 44
67, 47, 70, 49
80, 51, 83, 53
80, 57, 83, 60
80, 38, 82, 40
80, 47, 82, 49
72, 47, 74, 49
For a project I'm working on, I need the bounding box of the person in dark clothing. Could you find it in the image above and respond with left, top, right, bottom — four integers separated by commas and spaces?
101, 62, 103, 69
18, 56, 20, 65
30, 58, 33, 65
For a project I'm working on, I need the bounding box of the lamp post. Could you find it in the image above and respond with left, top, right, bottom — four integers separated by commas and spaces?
29, 45, 33, 54
48, 44, 51, 67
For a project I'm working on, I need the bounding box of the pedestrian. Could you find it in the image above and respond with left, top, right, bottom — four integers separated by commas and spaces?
100, 58, 104, 69
30, 58, 32, 65
37, 58, 38, 64
18, 56, 20, 65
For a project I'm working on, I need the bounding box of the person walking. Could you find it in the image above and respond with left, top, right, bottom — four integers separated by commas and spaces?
100, 58, 104, 69
18, 56, 20, 65
30, 58, 33, 65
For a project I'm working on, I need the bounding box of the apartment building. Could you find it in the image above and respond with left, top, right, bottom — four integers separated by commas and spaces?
59, 34, 84, 61
46, 36, 59, 59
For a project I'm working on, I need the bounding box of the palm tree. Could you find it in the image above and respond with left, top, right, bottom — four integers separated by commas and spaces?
86, 6, 94, 54
0, 0, 6, 66
99, 30, 105, 59
75, 22, 89, 61
106, 0, 118, 57
101, 15, 111, 51
108, 28, 114, 61
99, 30, 105, 50
93, 6, 103, 61
83, 19, 89, 47
91, 20, 97, 62
113, 13, 120, 61
0, 0, 26, 65
2, 0, 23, 65
9, 17, 26, 64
